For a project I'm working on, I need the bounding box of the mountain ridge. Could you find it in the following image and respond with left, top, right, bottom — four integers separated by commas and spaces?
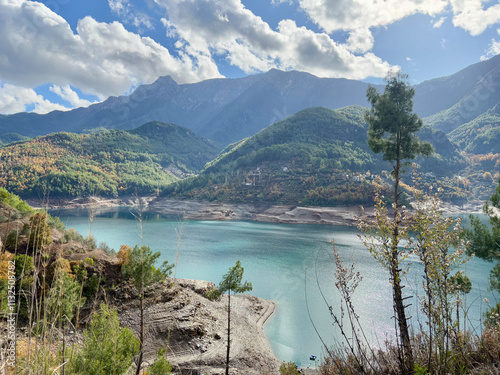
0, 55, 499, 149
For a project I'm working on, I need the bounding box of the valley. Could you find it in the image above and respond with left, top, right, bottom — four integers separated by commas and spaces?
0, 57, 499, 208
1, 57, 500, 374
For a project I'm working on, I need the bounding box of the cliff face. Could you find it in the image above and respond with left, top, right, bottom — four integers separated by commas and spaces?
115, 278, 279, 374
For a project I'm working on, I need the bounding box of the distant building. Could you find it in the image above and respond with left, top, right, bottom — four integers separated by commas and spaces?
248, 168, 262, 185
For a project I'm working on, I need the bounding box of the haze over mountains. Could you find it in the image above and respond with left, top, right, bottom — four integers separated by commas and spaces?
1, 55, 499, 152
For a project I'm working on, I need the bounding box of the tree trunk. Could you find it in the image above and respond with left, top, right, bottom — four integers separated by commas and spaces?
135, 291, 144, 375
393, 157, 414, 375
62, 321, 66, 375
226, 290, 231, 375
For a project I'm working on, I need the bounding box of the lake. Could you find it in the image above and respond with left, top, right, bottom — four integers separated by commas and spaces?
51, 207, 499, 367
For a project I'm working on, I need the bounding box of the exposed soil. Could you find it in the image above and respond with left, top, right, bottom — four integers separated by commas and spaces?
116, 278, 280, 374
26, 195, 485, 226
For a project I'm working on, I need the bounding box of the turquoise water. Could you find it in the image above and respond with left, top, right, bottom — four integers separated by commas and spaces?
51, 208, 499, 367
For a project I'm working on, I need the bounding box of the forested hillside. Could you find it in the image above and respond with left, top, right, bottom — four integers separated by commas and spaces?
0, 122, 218, 198
163, 106, 471, 205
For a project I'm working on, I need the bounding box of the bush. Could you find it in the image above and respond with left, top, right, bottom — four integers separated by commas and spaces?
99, 242, 115, 255
5, 230, 20, 250
84, 258, 94, 267
83, 274, 100, 298
69, 303, 139, 374
62, 228, 84, 243
83, 235, 96, 250
0, 187, 33, 216
205, 286, 222, 301
46, 213, 65, 231
148, 348, 172, 375
280, 362, 300, 375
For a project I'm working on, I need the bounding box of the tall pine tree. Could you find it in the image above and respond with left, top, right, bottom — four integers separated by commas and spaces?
365, 72, 433, 375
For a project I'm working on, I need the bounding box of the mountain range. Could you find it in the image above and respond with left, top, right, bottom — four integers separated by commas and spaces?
1, 56, 500, 203
1, 55, 499, 151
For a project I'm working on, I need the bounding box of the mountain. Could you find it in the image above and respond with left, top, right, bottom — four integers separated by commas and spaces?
0, 122, 218, 198
163, 106, 464, 206
1, 55, 499, 149
0, 132, 28, 146
413, 55, 500, 118
0, 70, 375, 146
447, 103, 500, 154
422, 55, 500, 134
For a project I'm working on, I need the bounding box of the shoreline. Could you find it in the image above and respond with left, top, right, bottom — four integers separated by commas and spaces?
30, 196, 486, 226
118, 278, 282, 374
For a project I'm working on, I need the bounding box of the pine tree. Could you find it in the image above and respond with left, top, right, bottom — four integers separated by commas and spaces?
364, 72, 433, 375
217, 261, 252, 375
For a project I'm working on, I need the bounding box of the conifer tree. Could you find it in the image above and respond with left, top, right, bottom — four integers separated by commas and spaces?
218, 261, 252, 375
121, 245, 174, 375
364, 73, 433, 375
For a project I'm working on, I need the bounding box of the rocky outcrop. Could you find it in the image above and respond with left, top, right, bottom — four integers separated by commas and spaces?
116, 278, 280, 374
148, 198, 367, 225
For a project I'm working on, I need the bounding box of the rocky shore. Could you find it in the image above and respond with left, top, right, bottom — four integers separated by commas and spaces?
117, 278, 280, 374
29, 195, 485, 226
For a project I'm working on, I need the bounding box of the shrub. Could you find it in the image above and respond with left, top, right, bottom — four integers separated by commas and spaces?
46, 213, 65, 231
148, 348, 172, 375
84, 258, 94, 267
69, 303, 139, 375
205, 286, 222, 301
83, 235, 96, 250
280, 362, 300, 375
63, 228, 85, 243
99, 242, 115, 255
83, 274, 100, 298
5, 230, 20, 250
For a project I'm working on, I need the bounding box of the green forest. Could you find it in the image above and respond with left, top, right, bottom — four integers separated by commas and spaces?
0, 122, 218, 198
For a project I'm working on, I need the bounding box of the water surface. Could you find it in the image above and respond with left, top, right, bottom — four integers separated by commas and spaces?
51, 207, 499, 367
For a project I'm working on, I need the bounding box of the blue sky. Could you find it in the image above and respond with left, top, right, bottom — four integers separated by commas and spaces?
1, 0, 499, 114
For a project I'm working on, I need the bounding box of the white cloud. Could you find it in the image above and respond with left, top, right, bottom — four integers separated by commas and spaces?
346, 28, 374, 53
450, 0, 500, 36
433, 16, 446, 28
406, 57, 412, 61
154, 0, 395, 80
297, 0, 500, 37
0, 0, 222, 102
0, 83, 68, 114
108, 0, 154, 32
481, 37, 500, 61
297, 0, 448, 33
49, 85, 96, 108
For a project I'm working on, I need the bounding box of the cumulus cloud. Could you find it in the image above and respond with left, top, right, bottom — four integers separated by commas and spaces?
297, 0, 500, 41
0, 0, 222, 102
450, 0, 500, 36
0, 83, 68, 114
346, 28, 374, 53
49, 85, 96, 108
154, 0, 394, 80
297, 0, 448, 33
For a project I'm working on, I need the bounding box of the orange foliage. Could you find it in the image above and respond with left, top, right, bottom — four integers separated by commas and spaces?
0, 251, 14, 282
117, 245, 132, 265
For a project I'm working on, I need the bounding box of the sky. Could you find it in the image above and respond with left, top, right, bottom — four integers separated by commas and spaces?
0, 0, 500, 115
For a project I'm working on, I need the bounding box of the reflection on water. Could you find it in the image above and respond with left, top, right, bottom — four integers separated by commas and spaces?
51, 207, 499, 366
